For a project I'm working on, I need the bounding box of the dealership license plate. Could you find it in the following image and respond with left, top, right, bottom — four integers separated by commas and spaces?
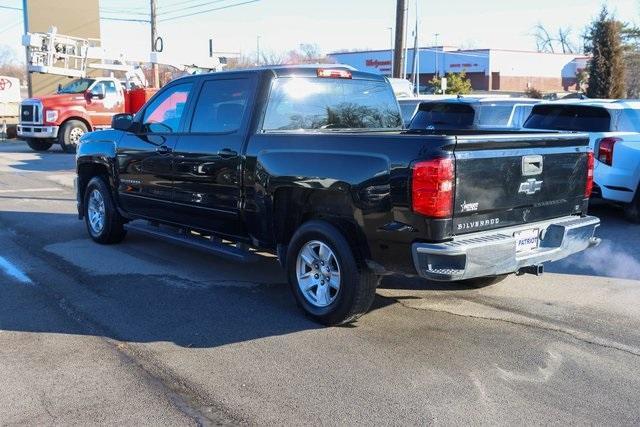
514, 228, 540, 253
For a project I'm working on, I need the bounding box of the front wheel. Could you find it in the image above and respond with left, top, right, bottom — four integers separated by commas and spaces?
59, 120, 88, 153
84, 176, 127, 244
286, 220, 378, 326
25, 138, 53, 152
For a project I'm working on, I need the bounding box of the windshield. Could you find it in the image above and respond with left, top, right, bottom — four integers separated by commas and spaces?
523, 105, 611, 132
58, 78, 95, 94
409, 102, 475, 130
263, 77, 402, 131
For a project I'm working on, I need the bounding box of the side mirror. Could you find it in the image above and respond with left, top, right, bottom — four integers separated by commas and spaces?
112, 113, 135, 132
91, 85, 106, 100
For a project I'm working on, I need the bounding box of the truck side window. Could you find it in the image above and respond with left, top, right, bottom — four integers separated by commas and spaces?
190, 79, 250, 133
142, 83, 192, 133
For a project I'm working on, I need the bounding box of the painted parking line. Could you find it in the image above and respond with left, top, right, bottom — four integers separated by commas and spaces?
0, 256, 33, 284
0, 187, 63, 194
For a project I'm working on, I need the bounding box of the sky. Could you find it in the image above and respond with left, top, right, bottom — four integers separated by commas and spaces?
0, 0, 639, 64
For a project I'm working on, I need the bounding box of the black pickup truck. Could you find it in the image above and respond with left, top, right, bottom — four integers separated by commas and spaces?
76, 66, 600, 325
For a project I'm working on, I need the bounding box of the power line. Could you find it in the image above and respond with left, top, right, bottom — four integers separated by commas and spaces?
157, 0, 214, 11
158, 0, 259, 22
100, 8, 150, 16
100, 16, 150, 23
158, 0, 229, 16
0, 5, 21, 11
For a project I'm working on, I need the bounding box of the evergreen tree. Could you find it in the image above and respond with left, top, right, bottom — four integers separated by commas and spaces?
585, 6, 625, 98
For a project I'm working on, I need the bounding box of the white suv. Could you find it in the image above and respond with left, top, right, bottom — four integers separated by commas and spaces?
524, 99, 640, 222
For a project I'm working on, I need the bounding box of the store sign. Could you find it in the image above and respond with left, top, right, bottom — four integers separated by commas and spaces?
366, 59, 392, 68
450, 63, 479, 69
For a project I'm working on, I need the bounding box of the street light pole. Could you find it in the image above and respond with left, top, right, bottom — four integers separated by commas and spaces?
256, 35, 261, 66
434, 33, 440, 78
387, 27, 394, 77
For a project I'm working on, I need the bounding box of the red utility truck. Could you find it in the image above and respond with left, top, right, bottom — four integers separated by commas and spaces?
18, 77, 156, 153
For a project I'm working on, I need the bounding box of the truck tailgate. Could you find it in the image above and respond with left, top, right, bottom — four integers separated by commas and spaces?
452, 133, 591, 235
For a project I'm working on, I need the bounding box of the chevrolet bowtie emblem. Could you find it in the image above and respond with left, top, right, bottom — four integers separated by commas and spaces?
519, 179, 543, 195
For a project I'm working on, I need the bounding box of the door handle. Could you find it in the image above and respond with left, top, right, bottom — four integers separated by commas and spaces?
156, 145, 172, 154
217, 148, 238, 158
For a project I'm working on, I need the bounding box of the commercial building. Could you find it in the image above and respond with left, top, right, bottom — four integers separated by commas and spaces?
329, 47, 588, 93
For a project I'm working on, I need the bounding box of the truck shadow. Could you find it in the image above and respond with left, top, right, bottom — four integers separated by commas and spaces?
0, 202, 636, 350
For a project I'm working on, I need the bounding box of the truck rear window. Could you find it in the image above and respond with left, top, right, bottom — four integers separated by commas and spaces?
409, 103, 475, 130
262, 78, 402, 131
523, 105, 611, 132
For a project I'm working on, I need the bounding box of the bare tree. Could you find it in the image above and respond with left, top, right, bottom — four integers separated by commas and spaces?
532, 24, 578, 54
533, 23, 555, 53
558, 27, 576, 54
0, 45, 26, 82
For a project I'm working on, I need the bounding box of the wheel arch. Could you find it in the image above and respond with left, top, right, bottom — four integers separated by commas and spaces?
60, 116, 92, 132
272, 186, 371, 265
76, 159, 116, 219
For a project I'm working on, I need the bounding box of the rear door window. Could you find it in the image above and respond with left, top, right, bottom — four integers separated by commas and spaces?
523, 105, 611, 132
409, 103, 475, 130
190, 79, 250, 133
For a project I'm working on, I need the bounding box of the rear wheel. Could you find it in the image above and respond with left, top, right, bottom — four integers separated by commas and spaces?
59, 120, 88, 153
25, 138, 53, 152
84, 176, 127, 244
286, 220, 378, 326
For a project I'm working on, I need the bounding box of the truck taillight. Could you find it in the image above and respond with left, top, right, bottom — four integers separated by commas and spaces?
411, 158, 454, 218
317, 69, 352, 79
597, 137, 620, 166
585, 151, 595, 198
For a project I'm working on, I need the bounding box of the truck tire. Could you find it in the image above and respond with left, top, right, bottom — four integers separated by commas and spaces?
286, 220, 378, 326
624, 187, 640, 223
84, 176, 127, 244
25, 138, 53, 152
59, 120, 88, 153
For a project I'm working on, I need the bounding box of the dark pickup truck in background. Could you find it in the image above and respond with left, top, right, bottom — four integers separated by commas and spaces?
75, 66, 600, 325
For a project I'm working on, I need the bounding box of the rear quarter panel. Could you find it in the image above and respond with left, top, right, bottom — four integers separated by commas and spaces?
243, 132, 454, 274
591, 132, 640, 202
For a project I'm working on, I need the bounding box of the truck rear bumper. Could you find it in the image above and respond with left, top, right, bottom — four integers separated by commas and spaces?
17, 125, 59, 139
412, 215, 600, 281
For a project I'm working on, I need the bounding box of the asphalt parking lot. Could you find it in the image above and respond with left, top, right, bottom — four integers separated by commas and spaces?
0, 140, 639, 425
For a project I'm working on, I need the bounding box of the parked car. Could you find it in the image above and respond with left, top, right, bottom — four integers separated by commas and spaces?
409, 97, 539, 131
17, 77, 157, 153
398, 95, 458, 126
76, 66, 600, 325
389, 78, 415, 99
523, 100, 640, 222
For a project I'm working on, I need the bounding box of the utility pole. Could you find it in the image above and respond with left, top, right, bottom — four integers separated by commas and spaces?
150, 0, 159, 88
392, 0, 406, 79
22, 0, 32, 97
